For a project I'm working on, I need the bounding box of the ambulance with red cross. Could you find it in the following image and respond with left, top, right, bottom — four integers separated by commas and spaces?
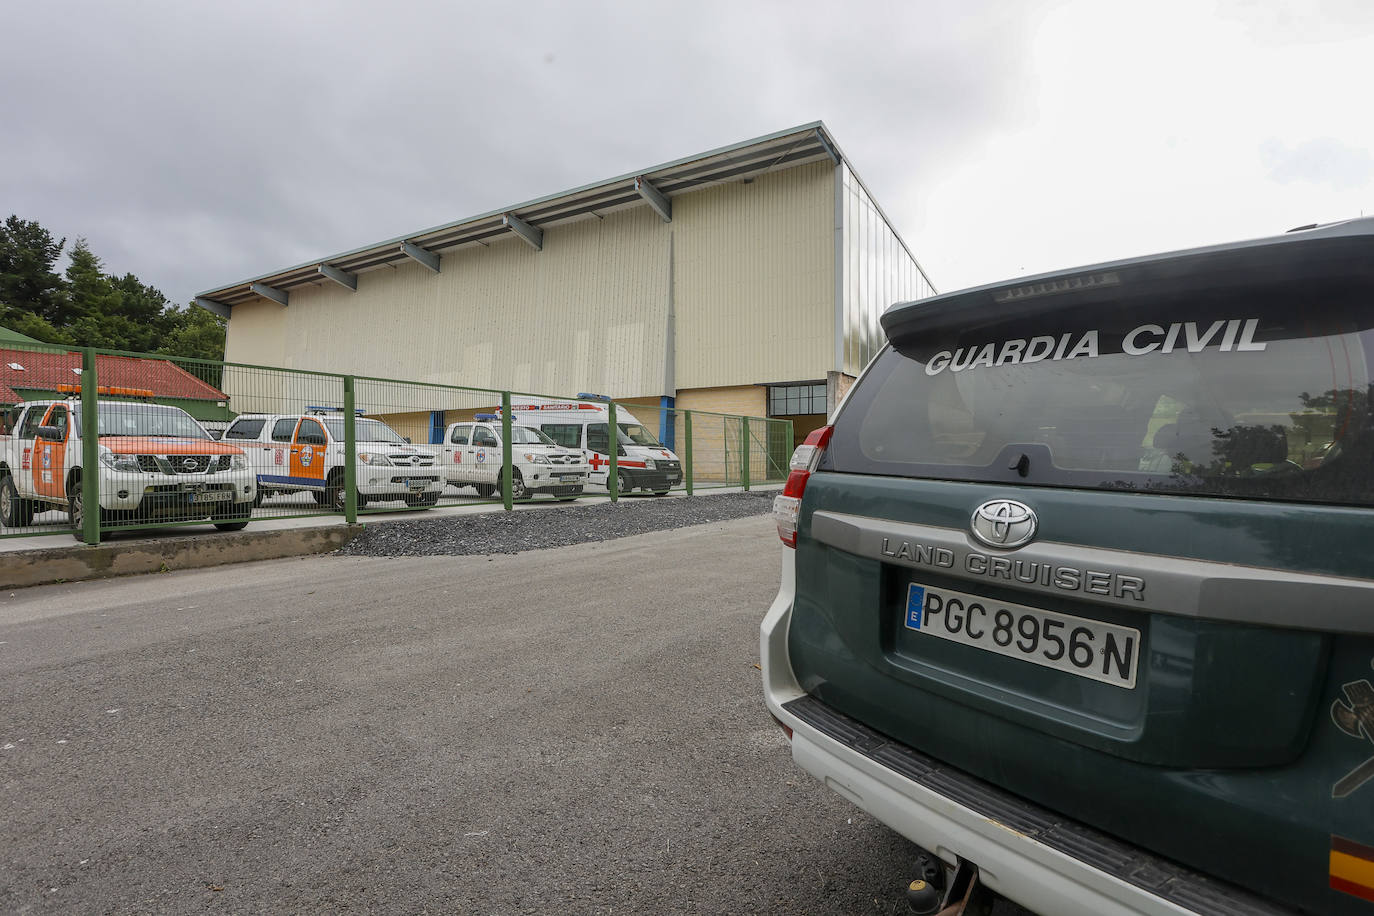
506, 396, 682, 496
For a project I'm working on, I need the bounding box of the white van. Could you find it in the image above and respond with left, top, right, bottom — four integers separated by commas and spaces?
507, 396, 683, 495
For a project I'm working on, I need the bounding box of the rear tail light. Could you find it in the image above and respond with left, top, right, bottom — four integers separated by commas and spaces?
774, 425, 833, 548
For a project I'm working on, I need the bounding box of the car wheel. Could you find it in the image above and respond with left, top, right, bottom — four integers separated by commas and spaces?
616, 470, 631, 494
67, 480, 111, 540
212, 500, 253, 532
327, 471, 346, 512
0, 475, 33, 527
510, 470, 529, 500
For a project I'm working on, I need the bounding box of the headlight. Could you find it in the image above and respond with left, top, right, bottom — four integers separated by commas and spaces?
643, 458, 656, 470
98, 449, 140, 473
524, 453, 551, 464
358, 453, 393, 466
230, 454, 248, 470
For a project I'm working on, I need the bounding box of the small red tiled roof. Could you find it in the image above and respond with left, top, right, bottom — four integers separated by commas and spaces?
0, 349, 226, 405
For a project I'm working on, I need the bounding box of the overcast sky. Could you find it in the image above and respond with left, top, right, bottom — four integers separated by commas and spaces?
3, 0, 1372, 308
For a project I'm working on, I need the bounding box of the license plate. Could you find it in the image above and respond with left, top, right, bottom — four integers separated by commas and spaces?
189, 490, 232, 504
905, 583, 1140, 689
557, 473, 582, 481
407, 479, 426, 489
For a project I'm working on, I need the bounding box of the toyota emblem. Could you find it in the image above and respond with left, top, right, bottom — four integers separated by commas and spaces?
970, 500, 1037, 549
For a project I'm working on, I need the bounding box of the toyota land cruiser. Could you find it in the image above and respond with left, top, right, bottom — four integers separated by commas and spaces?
763, 218, 1374, 915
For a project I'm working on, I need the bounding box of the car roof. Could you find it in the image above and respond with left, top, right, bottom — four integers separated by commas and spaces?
881, 216, 1374, 338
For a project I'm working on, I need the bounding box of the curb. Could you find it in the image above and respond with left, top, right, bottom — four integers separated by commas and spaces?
0, 524, 366, 590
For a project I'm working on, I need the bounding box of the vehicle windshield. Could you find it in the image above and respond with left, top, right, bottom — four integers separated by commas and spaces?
510, 425, 556, 445
86, 403, 211, 439
618, 423, 661, 447
830, 281, 1374, 507
323, 418, 408, 444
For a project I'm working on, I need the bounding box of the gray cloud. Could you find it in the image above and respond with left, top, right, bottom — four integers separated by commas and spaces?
1261, 137, 1374, 191
1, 0, 1054, 305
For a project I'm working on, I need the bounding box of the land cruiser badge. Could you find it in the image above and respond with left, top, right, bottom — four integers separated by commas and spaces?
970, 500, 1037, 549
1332, 660, 1374, 798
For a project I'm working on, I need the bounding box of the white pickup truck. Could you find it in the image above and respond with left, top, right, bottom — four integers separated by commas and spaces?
222, 411, 444, 509
0, 398, 255, 535
441, 415, 588, 499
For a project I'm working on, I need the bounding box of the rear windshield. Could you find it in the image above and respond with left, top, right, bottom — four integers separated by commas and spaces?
828, 281, 1374, 506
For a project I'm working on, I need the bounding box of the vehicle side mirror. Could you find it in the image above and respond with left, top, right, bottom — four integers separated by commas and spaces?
37, 425, 62, 441
617, 445, 627, 457
208, 430, 222, 440
404, 437, 411, 443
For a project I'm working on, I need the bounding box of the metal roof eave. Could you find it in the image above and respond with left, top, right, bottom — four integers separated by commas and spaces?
196, 122, 838, 309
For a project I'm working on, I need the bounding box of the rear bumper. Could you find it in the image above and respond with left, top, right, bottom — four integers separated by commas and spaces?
760, 550, 1294, 916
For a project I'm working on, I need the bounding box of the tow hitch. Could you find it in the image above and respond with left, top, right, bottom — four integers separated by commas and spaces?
906, 856, 989, 916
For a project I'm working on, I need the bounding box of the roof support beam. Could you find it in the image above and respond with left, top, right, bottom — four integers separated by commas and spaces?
634, 176, 672, 222
318, 263, 357, 290
194, 297, 231, 319
400, 241, 441, 273
814, 128, 840, 166
502, 213, 543, 251
250, 282, 288, 306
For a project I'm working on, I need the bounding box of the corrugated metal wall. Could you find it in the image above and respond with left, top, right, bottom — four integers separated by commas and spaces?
222, 159, 836, 403
227, 205, 671, 399
673, 161, 834, 389
838, 163, 937, 375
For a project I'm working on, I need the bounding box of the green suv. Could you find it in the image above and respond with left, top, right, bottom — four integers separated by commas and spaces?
762, 218, 1374, 915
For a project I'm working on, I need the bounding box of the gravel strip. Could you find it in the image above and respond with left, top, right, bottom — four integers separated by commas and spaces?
335, 490, 776, 557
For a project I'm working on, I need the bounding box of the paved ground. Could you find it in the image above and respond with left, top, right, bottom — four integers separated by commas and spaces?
0, 515, 936, 915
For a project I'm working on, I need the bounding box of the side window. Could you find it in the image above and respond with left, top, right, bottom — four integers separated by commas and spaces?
473, 426, 498, 448
540, 424, 582, 449
450, 424, 471, 445
297, 419, 327, 445
2, 407, 19, 434
271, 418, 297, 443
47, 405, 69, 439
19, 407, 47, 440
586, 423, 609, 453
225, 418, 266, 440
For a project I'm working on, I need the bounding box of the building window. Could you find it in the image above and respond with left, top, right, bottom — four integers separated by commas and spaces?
768, 383, 827, 417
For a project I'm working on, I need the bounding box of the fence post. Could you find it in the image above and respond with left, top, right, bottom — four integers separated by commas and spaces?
80, 348, 100, 545
501, 391, 513, 511
683, 410, 694, 497
607, 401, 619, 502
741, 417, 751, 492
343, 376, 357, 524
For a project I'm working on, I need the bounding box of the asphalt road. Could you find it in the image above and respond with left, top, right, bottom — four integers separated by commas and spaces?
1, 515, 936, 915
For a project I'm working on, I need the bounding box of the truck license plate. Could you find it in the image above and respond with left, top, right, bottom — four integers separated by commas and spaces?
407, 479, 426, 490
189, 490, 232, 504
904, 583, 1140, 689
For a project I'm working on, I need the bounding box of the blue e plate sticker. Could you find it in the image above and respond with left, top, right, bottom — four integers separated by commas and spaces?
906, 584, 926, 629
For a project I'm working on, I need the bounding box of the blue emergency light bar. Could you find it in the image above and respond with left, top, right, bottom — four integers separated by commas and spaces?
306, 406, 365, 415
576, 393, 611, 401
473, 413, 500, 421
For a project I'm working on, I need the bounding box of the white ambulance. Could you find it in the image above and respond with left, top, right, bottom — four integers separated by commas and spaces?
440, 414, 588, 499
506, 395, 683, 495
222, 409, 443, 509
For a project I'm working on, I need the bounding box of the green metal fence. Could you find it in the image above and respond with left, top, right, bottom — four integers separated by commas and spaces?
0, 343, 792, 544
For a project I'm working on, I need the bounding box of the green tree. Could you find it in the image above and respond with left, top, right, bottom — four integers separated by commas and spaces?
1, 216, 225, 364
160, 304, 227, 363
0, 215, 69, 342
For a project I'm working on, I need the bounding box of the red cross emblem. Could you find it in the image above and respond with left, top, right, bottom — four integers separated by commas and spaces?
589, 453, 609, 470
